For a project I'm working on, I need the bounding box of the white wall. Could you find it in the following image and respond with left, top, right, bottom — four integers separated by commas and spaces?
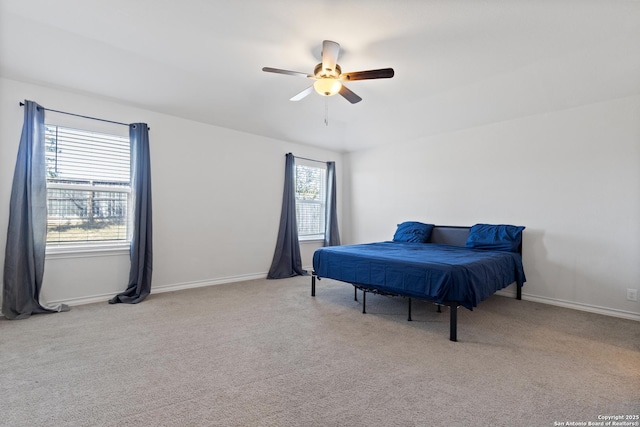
344, 95, 640, 319
0, 77, 342, 306
3, 75, 637, 320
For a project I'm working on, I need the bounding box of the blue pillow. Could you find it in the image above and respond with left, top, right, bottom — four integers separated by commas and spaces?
392, 221, 434, 243
465, 224, 525, 252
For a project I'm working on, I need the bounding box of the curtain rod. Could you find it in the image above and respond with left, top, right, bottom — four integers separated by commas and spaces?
291, 154, 328, 164
19, 102, 149, 130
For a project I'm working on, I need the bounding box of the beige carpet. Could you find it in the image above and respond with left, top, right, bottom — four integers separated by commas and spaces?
1, 276, 638, 427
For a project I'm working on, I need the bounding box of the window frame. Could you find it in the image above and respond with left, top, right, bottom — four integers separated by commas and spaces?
294, 160, 327, 242
43, 122, 132, 255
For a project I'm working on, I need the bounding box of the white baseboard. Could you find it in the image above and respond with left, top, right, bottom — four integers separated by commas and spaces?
14, 275, 638, 324
47, 292, 119, 307
495, 289, 640, 322
44, 272, 268, 307
151, 272, 267, 295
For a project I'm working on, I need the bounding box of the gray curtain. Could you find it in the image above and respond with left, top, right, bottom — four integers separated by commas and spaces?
267, 153, 306, 279
324, 161, 341, 247
2, 100, 69, 319
109, 123, 153, 304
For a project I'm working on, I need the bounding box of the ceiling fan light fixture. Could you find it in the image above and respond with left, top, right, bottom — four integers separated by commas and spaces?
314, 78, 342, 96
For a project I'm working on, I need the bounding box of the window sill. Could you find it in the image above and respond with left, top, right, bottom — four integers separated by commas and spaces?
299, 237, 324, 243
46, 242, 130, 259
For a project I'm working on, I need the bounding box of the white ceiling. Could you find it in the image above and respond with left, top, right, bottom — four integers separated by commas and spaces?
1, 0, 639, 152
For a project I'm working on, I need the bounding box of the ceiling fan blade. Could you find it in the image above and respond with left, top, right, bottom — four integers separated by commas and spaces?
290, 86, 314, 101
339, 85, 362, 104
321, 40, 340, 74
341, 68, 395, 81
262, 67, 313, 78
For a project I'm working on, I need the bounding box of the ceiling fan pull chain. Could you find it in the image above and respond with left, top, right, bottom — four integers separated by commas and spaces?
324, 98, 329, 126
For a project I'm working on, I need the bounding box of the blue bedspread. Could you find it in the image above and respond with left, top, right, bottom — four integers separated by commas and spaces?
313, 242, 526, 310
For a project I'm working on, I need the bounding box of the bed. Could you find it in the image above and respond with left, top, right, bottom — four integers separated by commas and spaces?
311, 223, 526, 341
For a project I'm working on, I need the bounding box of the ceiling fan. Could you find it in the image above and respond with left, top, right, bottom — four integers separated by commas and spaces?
262, 40, 394, 104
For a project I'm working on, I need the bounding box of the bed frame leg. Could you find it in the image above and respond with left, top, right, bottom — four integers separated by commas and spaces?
449, 304, 458, 342
517, 283, 522, 300
407, 298, 412, 321
362, 290, 366, 314
354, 286, 358, 301
311, 275, 316, 297
437, 304, 442, 313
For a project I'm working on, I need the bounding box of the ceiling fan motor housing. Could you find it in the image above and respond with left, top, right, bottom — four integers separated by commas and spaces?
314, 63, 341, 79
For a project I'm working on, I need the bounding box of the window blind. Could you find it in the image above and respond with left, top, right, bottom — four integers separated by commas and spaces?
45, 125, 130, 184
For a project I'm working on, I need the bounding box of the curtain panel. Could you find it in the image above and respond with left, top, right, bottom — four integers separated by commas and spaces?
267, 153, 306, 279
324, 161, 341, 247
2, 100, 69, 319
109, 123, 153, 304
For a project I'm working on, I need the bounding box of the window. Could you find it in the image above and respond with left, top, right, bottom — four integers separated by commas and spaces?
44, 124, 131, 247
295, 161, 326, 240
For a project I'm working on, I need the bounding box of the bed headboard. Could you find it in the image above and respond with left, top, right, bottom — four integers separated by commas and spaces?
427, 225, 523, 255
427, 225, 471, 247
